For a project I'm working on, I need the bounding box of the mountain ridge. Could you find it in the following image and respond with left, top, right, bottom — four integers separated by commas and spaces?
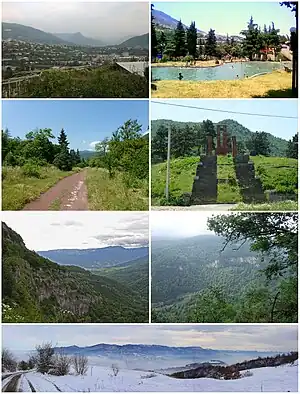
151, 118, 289, 157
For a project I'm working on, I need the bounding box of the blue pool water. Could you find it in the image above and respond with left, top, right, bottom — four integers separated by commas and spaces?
152, 61, 291, 81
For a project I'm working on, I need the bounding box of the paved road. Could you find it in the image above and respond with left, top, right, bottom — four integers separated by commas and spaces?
2, 373, 23, 392
152, 204, 237, 211
23, 170, 88, 211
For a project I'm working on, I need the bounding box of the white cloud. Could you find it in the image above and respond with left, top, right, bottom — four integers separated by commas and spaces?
2, 211, 149, 250
89, 140, 101, 150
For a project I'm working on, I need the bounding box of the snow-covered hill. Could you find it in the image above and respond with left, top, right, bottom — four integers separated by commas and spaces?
18, 363, 298, 392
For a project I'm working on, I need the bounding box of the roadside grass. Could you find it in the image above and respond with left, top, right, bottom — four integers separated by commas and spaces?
232, 201, 298, 211
48, 198, 62, 210
2, 166, 76, 210
151, 71, 292, 98
86, 167, 148, 210
151, 157, 198, 205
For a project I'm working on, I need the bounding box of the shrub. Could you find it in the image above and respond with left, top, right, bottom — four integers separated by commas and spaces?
183, 55, 193, 62
111, 363, 119, 377
72, 354, 88, 376
22, 162, 41, 178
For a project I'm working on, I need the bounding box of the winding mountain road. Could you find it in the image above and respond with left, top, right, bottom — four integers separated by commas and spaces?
23, 170, 88, 211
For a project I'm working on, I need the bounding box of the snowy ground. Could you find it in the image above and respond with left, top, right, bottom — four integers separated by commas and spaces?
17, 363, 298, 392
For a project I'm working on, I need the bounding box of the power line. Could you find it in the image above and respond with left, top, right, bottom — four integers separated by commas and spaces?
151, 101, 298, 120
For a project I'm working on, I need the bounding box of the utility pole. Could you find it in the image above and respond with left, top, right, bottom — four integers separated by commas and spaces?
165, 124, 171, 200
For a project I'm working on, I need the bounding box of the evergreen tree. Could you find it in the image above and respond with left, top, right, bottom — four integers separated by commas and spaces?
57, 128, 69, 149
205, 29, 217, 57
152, 124, 168, 161
187, 21, 197, 58
54, 128, 73, 171
158, 31, 167, 56
246, 131, 270, 156
201, 119, 216, 150
174, 20, 187, 57
151, 4, 158, 59
240, 16, 261, 60
172, 124, 195, 157
286, 133, 298, 158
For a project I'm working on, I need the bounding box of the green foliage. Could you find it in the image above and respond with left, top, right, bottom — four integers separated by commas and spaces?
152, 214, 297, 323
187, 21, 197, 58
174, 20, 187, 57
205, 29, 217, 57
151, 118, 289, 158
19, 66, 148, 98
53, 150, 73, 171
286, 133, 298, 159
151, 4, 158, 58
246, 131, 271, 156
22, 161, 42, 178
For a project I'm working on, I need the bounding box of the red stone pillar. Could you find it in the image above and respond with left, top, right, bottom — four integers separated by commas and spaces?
207, 135, 213, 155
216, 126, 221, 154
223, 126, 228, 154
232, 136, 237, 158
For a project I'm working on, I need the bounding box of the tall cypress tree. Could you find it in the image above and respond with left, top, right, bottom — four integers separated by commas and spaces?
240, 16, 261, 60
151, 4, 158, 59
205, 29, 217, 57
174, 20, 187, 57
187, 21, 198, 58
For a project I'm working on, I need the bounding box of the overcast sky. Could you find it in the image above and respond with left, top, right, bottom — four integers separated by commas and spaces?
2, 325, 297, 353
151, 212, 224, 239
2, 212, 149, 250
2, 1, 149, 43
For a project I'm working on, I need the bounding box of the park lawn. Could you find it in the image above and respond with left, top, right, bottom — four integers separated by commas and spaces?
152, 70, 292, 98
2, 166, 76, 210
86, 167, 148, 211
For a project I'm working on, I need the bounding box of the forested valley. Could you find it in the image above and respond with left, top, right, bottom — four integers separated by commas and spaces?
152, 213, 297, 323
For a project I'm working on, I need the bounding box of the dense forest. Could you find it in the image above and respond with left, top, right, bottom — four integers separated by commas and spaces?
152, 213, 297, 323
151, 118, 296, 161
2, 222, 148, 323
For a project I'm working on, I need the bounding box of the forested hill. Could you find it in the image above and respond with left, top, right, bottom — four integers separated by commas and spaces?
151, 119, 288, 157
2, 222, 148, 323
151, 234, 264, 305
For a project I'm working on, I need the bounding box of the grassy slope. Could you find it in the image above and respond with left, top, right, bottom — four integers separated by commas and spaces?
86, 168, 148, 211
152, 155, 297, 205
152, 71, 293, 98
2, 166, 77, 210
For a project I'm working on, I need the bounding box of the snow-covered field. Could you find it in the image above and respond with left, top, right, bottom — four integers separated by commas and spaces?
18, 363, 298, 392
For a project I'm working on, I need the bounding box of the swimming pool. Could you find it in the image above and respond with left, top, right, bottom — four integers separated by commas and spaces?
152, 61, 291, 81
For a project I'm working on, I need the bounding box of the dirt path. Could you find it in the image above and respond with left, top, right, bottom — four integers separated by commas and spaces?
2, 373, 23, 392
23, 170, 88, 211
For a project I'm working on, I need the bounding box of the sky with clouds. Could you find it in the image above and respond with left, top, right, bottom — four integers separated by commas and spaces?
2, 1, 149, 44
2, 100, 149, 151
2, 212, 149, 250
2, 324, 297, 353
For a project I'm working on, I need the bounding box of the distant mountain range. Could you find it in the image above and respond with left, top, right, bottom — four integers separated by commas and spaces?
152, 8, 242, 41
52, 343, 276, 367
54, 32, 105, 47
151, 118, 289, 157
37, 246, 149, 269
152, 9, 205, 34
2, 22, 149, 48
